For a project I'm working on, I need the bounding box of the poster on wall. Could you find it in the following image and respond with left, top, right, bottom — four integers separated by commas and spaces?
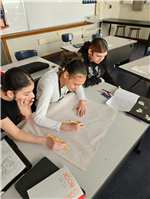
82, 0, 97, 4
0, 0, 9, 30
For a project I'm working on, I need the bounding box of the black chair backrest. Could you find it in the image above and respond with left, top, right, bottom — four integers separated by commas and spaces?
15, 50, 37, 61
61, 33, 73, 44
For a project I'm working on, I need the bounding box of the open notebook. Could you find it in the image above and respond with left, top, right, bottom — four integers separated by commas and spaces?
106, 88, 150, 124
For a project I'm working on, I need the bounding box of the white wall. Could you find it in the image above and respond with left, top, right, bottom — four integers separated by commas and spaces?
97, 0, 150, 39
119, 2, 150, 39
96, 1, 121, 36
6, 24, 97, 63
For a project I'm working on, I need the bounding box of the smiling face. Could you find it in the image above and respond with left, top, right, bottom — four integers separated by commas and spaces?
64, 72, 86, 91
14, 81, 35, 101
88, 49, 107, 64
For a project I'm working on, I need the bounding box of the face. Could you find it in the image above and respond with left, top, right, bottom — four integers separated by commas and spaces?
64, 72, 86, 91
14, 81, 35, 101
88, 49, 107, 64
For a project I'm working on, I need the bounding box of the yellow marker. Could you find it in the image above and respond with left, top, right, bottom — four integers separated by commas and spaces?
69, 120, 78, 124
46, 133, 69, 149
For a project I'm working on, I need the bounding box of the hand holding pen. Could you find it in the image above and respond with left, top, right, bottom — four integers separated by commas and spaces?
69, 120, 84, 131
46, 133, 69, 150
60, 121, 84, 131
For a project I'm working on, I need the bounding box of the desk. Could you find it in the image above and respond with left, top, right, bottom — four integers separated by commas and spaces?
119, 56, 150, 82
0, 56, 59, 80
61, 36, 137, 67
1, 82, 149, 199
102, 18, 150, 55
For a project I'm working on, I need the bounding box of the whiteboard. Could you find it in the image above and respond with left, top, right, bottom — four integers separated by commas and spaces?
1, 0, 28, 35
24, 0, 95, 30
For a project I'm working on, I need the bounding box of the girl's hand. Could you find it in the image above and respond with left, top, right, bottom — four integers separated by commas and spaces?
73, 100, 86, 117
100, 77, 105, 82
17, 98, 34, 107
46, 137, 67, 151
17, 98, 34, 119
60, 122, 84, 131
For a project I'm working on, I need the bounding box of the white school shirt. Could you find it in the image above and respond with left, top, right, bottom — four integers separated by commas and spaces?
34, 67, 86, 131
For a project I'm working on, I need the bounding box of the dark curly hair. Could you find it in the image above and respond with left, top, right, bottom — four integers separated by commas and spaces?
60, 51, 87, 77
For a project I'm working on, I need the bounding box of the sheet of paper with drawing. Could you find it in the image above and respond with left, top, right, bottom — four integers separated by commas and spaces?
106, 88, 139, 112
20, 93, 117, 171
0, 139, 26, 191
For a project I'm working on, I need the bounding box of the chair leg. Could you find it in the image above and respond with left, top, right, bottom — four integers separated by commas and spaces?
115, 27, 119, 36
123, 27, 125, 37
128, 29, 132, 38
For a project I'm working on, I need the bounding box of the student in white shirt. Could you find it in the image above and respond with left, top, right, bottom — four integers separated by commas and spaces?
34, 52, 87, 132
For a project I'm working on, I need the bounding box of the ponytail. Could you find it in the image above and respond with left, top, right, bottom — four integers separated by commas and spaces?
60, 51, 87, 76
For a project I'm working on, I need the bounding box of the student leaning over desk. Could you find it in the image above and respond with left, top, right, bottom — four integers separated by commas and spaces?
1, 67, 67, 151
78, 38, 118, 88
34, 52, 87, 132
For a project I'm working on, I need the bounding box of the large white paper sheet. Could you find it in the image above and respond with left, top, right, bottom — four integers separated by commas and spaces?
0, 139, 26, 190
20, 93, 117, 171
27, 166, 85, 199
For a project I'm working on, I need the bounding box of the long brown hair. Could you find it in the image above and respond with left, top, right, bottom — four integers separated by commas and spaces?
83, 38, 108, 53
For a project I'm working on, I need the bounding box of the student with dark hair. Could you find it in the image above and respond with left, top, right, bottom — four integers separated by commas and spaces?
78, 38, 117, 87
34, 51, 87, 132
1, 67, 67, 151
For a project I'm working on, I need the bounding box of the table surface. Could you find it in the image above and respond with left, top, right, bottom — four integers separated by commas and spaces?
102, 18, 150, 27
0, 56, 59, 80
1, 82, 149, 199
61, 36, 137, 52
119, 56, 150, 81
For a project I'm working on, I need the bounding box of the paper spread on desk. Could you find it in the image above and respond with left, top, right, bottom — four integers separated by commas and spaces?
106, 88, 139, 112
20, 92, 117, 171
0, 139, 26, 190
27, 166, 85, 199
131, 65, 150, 75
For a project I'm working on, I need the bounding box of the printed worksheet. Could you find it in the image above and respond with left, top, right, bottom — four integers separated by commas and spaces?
20, 93, 117, 171
106, 88, 139, 111
0, 139, 26, 190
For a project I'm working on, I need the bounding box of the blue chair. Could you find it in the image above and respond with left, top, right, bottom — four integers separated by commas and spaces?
92, 33, 103, 40
61, 33, 73, 44
15, 50, 37, 61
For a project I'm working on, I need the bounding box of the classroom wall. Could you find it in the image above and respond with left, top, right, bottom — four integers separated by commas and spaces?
119, 2, 150, 39
96, 1, 121, 36
97, 0, 150, 39
6, 24, 97, 63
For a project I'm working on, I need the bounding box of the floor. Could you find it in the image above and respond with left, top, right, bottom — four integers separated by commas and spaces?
49, 42, 150, 199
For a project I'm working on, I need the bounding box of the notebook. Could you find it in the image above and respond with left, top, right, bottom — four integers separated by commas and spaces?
15, 157, 58, 199
73, 43, 84, 48
1, 136, 32, 192
20, 62, 49, 74
128, 96, 150, 124
15, 157, 85, 199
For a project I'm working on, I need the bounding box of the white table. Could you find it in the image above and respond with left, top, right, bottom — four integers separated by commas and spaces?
61, 36, 137, 67
1, 82, 149, 199
119, 56, 150, 82
0, 56, 59, 80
